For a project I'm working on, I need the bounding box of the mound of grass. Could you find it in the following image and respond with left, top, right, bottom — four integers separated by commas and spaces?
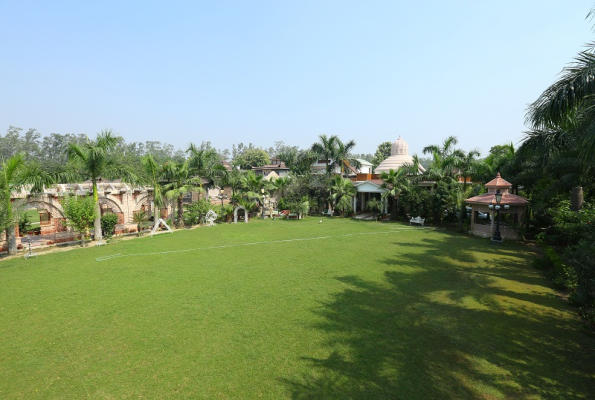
1, 219, 593, 398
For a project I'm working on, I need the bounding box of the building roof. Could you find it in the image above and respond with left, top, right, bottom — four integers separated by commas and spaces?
252, 162, 289, 171
466, 192, 529, 206
375, 136, 426, 174
485, 173, 512, 188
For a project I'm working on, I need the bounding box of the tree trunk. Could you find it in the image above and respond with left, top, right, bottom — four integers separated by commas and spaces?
7, 226, 17, 255
93, 182, 102, 241
171, 202, 176, 229
153, 205, 160, 229
177, 196, 184, 227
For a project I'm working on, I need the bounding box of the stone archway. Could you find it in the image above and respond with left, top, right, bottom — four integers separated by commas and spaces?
233, 206, 248, 223
99, 197, 125, 224
21, 199, 67, 234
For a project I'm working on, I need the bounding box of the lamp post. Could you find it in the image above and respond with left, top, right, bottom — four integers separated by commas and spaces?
217, 189, 228, 208
489, 189, 509, 242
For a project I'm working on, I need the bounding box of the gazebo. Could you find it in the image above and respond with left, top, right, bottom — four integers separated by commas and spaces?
466, 173, 528, 240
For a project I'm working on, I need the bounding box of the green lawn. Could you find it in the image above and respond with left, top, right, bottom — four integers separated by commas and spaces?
1, 218, 593, 398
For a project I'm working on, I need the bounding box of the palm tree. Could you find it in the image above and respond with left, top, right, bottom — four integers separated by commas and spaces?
453, 149, 481, 191
141, 154, 165, 229
162, 161, 203, 228
132, 211, 148, 236
0, 154, 53, 255
222, 168, 243, 206
525, 39, 595, 161
379, 167, 416, 218
422, 136, 464, 182
331, 176, 356, 216
310, 134, 358, 176
186, 144, 227, 196
67, 130, 137, 241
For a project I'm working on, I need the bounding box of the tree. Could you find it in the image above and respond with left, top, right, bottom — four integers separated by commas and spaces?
0, 154, 53, 255
371, 142, 392, 169
452, 149, 481, 192
187, 143, 227, 194
100, 213, 119, 239
233, 148, 270, 170
132, 211, 148, 236
162, 161, 203, 228
379, 165, 418, 219
141, 154, 165, 229
331, 176, 356, 216
62, 194, 97, 246
310, 134, 358, 176
422, 136, 464, 182
67, 130, 138, 241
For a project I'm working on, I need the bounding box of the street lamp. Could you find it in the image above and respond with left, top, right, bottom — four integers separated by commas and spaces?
217, 189, 228, 208
489, 189, 509, 242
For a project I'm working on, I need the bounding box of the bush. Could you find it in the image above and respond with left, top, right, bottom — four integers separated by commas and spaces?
101, 213, 119, 239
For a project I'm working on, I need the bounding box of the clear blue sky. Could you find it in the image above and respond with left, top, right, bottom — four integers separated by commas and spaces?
1, 1, 593, 158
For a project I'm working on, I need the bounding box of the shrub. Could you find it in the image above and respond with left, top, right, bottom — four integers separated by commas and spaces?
101, 213, 119, 239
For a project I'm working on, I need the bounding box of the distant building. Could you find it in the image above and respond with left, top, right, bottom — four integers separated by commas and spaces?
252, 157, 290, 179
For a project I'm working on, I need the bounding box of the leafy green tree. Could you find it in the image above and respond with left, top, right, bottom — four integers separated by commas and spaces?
0, 154, 53, 254
62, 194, 97, 246
67, 130, 138, 241
371, 142, 392, 169
100, 213, 119, 239
234, 148, 270, 170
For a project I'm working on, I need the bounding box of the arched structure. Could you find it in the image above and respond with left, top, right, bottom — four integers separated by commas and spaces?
233, 206, 248, 223
375, 136, 426, 174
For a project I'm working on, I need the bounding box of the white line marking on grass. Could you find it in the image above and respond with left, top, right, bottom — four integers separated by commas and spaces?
95, 226, 441, 262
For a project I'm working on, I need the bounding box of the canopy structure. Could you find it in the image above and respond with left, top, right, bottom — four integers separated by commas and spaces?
466, 173, 528, 240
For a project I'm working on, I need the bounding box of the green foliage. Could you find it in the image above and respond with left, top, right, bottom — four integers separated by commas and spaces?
62, 194, 97, 246
18, 212, 33, 234
132, 211, 148, 236
371, 141, 391, 169
233, 148, 270, 170
184, 199, 212, 226
100, 213, 119, 239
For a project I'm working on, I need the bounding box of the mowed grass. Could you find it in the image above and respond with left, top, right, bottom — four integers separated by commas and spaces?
1, 219, 594, 399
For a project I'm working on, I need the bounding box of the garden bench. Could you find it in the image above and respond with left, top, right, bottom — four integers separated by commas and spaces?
322, 209, 334, 217
409, 216, 425, 226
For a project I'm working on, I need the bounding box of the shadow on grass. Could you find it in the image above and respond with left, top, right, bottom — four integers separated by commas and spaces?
282, 236, 595, 399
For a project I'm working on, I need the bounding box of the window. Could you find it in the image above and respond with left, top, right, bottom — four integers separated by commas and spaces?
39, 209, 51, 225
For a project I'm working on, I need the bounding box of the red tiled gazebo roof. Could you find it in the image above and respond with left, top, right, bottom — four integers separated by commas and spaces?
485, 173, 512, 189
466, 192, 528, 206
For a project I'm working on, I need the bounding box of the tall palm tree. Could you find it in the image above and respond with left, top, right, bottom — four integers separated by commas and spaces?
422, 136, 464, 182
141, 154, 165, 228
67, 130, 137, 241
310, 134, 358, 176
0, 154, 53, 255
453, 149, 481, 191
379, 166, 417, 217
222, 168, 243, 205
526, 39, 595, 161
162, 161, 203, 228
186, 144, 227, 196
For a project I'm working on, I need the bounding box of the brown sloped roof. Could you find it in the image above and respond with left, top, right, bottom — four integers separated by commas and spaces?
467, 192, 528, 206
485, 173, 512, 188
